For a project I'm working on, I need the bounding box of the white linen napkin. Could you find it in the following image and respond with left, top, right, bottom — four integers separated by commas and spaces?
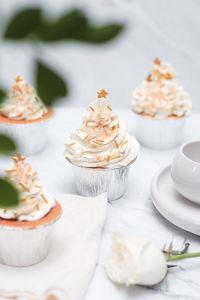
0, 193, 107, 300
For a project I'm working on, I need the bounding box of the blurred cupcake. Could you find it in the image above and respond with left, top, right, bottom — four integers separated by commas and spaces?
0, 153, 62, 267
131, 58, 192, 149
0, 76, 53, 156
65, 89, 139, 200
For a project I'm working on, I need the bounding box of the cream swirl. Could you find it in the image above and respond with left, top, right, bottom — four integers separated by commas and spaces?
0, 153, 55, 221
0, 76, 48, 120
65, 90, 139, 169
132, 58, 192, 119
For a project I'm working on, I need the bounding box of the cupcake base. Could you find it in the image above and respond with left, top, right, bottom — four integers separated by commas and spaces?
134, 113, 187, 150
0, 109, 53, 156
71, 161, 135, 201
0, 201, 62, 267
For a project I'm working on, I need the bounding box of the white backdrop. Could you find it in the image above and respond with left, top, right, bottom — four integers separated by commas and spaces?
1, 0, 200, 110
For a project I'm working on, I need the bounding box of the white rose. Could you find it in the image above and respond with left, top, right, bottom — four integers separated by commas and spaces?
106, 233, 167, 287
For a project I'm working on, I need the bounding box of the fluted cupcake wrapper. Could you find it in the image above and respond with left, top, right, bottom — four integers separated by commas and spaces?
67, 158, 137, 201
134, 113, 187, 150
0, 118, 51, 156
0, 212, 61, 267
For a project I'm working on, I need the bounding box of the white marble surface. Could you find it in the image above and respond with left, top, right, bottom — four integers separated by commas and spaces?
1, 107, 200, 300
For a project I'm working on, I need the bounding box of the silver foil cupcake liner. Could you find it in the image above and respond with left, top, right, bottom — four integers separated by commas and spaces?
0, 217, 60, 267
0, 119, 51, 156
70, 159, 136, 201
134, 113, 187, 150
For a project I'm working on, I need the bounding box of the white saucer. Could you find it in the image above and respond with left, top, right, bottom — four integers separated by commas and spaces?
151, 165, 200, 236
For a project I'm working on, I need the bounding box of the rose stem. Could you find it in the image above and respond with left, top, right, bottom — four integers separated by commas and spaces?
167, 252, 200, 262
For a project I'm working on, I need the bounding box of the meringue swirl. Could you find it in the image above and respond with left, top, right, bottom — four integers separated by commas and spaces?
0, 153, 55, 221
65, 93, 139, 169
0, 76, 48, 121
132, 58, 192, 119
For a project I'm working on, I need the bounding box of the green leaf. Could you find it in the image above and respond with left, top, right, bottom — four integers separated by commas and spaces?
0, 89, 6, 103
82, 24, 124, 43
0, 134, 17, 154
38, 9, 87, 42
4, 8, 42, 39
0, 178, 20, 208
35, 60, 68, 106
37, 9, 123, 43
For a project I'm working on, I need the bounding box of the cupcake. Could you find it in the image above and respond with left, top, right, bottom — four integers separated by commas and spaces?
65, 89, 139, 200
131, 58, 192, 149
0, 153, 62, 267
0, 76, 53, 156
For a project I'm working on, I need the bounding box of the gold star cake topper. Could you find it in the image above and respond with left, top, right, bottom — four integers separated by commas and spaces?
154, 57, 161, 65
12, 153, 26, 162
15, 75, 23, 83
97, 89, 109, 99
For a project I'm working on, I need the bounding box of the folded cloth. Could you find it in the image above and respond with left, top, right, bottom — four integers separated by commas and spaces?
0, 193, 107, 300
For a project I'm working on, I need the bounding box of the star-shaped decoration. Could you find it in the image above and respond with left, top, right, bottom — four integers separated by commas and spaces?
12, 153, 26, 162
154, 57, 161, 65
97, 89, 108, 99
15, 75, 23, 83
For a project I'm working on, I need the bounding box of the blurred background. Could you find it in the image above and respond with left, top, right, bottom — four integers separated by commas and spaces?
1, 0, 200, 110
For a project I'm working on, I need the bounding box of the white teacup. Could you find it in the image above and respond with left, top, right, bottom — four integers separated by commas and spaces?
171, 141, 200, 204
